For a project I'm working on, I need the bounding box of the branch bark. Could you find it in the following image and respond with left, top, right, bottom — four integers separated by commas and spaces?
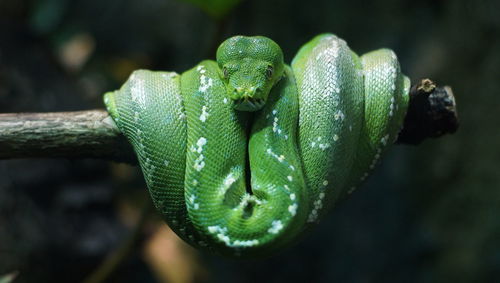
0, 79, 458, 164
396, 79, 459, 144
0, 110, 137, 164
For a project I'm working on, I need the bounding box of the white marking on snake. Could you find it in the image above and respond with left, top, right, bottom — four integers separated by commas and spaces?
360, 172, 369, 181
194, 155, 205, 171
334, 110, 345, 121
217, 233, 231, 245
348, 186, 356, 194
199, 106, 209, 122
199, 74, 213, 92
208, 225, 259, 247
267, 148, 286, 163
189, 195, 200, 209
224, 173, 236, 187
273, 117, 279, 133
314, 200, 323, 210
389, 97, 395, 116
231, 239, 259, 248
307, 209, 318, 223
288, 203, 298, 216
193, 137, 207, 171
196, 137, 207, 153
240, 193, 262, 207
318, 143, 330, 150
381, 134, 389, 146
207, 225, 221, 234
268, 220, 283, 234
369, 148, 383, 169
130, 76, 146, 108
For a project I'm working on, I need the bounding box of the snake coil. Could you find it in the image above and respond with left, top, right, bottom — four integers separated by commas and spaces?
104, 34, 410, 257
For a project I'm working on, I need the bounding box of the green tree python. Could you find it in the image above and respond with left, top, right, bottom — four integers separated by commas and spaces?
104, 34, 410, 257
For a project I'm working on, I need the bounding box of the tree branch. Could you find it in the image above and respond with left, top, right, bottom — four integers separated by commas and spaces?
0, 79, 458, 163
396, 79, 459, 145
0, 110, 137, 164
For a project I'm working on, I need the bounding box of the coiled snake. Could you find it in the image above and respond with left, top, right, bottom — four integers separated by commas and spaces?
104, 34, 410, 257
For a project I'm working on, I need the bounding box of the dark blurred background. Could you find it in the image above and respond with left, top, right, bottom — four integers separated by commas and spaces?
0, 0, 498, 282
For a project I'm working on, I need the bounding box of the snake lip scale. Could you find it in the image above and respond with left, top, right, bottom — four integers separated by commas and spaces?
104, 33, 410, 257
234, 97, 266, 111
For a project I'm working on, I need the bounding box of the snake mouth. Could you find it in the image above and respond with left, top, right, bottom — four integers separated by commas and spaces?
233, 98, 265, 112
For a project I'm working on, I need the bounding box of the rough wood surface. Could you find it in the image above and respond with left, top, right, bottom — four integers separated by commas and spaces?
397, 79, 459, 145
0, 110, 137, 163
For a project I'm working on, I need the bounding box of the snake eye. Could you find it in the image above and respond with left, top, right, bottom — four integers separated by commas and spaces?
266, 65, 274, 79
222, 67, 229, 79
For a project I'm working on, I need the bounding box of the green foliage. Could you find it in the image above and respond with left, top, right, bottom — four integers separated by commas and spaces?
28, 0, 68, 34
177, 0, 241, 20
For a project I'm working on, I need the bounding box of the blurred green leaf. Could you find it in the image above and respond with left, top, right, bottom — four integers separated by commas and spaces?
29, 0, 68, 34
0, 271, 18, 283
177, 0, 241, 20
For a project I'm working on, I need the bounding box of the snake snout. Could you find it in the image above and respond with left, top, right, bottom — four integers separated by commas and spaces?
230, 85, 267, 111
233, 97, 266, 112
234, 86, 257, 98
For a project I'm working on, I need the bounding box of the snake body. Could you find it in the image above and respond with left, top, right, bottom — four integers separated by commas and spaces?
104, 34, 410, 257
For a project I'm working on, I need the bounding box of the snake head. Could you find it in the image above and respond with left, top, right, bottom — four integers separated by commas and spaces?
217, 36, 285, 112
